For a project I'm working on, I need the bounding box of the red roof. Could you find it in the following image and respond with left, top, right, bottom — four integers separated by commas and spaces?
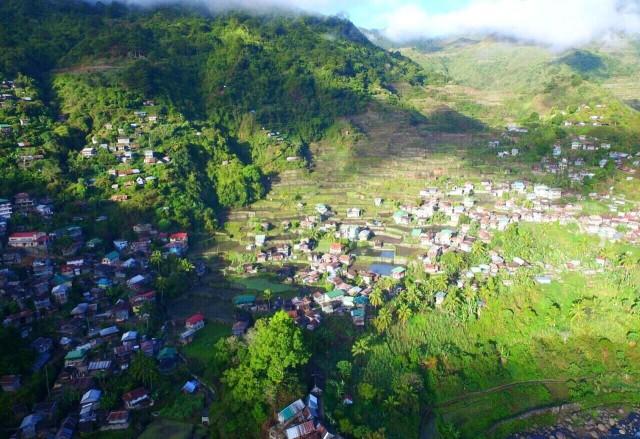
130, 291, 156, 304
170, 232, 188, 241
9, 231, 40, 239
122, 387, 149, 402
186, 313, 205, 325
106, 410, 129, 423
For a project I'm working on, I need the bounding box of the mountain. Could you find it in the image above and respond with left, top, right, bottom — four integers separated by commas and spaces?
0, 0, 423, 231
386, 36, 640, 131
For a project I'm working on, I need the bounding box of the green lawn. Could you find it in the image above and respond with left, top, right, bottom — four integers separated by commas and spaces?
138, 419, 194, 439
182, 322, 232, 365
82, 430, 136, 439
229, 274, 298, 294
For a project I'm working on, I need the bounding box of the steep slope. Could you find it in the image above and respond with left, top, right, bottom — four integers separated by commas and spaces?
0, 0, 424, 231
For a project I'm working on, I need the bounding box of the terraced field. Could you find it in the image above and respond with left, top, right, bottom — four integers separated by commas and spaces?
226, 105, 492, 231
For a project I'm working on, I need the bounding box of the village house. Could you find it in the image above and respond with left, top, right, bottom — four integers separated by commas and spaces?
8, 231, 48, 249
81, 147, 96, 158
0, 374, 21, 392
102, 251, 120, 266
346, 207, 361, 218
329, 242, 343, 256
0, 198, 12, 218
123, 387, 152, 409
185, 313, 205, 331
393, 210, 410, 225
13, 192, 35, 213
105, 410, 130, 430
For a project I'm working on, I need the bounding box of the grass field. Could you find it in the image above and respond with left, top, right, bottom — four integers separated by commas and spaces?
138, 419, 195, 439
229, 274, 297, 295
182, 322, 232, 365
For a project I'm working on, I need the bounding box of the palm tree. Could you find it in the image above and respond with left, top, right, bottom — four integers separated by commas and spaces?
156, 275, 168, 303
369, 288, 384, 308
130, 352, 159, 389
179, 258, 194, 273
351, 336, 371, 357
150, 250, 162, 271
397, 303, 412, 325
374, 307, 392, 334
429, 274, 448, 293
569, 301, 588, 323
263, 289, 273, 310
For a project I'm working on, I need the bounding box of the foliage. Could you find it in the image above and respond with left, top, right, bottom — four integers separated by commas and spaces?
211, 311, 310, 437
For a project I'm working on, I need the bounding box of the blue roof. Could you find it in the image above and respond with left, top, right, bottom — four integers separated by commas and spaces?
104, 251, 119, 261
354, 296, 369, 305
233, 295, 256, 305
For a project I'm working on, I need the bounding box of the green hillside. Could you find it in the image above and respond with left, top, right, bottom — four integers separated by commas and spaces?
395, 38, 640, 130
0, 0, 422, 231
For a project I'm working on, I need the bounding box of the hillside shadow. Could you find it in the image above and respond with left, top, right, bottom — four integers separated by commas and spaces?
422, 107, 486, 133
343, 99, 492, 164
625, 99, 640, 111
557, 50, 607, 78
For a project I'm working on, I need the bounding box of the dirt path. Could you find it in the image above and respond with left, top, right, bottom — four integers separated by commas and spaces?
436, 378, 569, 408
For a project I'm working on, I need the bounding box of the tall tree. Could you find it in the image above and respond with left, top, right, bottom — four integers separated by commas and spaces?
369, 287, 384, 308
130, 352, 159, 389
374, 307, 393, 334
262, 288, 273, 310
397, 303, 412, 325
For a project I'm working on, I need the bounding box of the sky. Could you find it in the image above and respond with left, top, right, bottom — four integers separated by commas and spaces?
123, 0, 640, 49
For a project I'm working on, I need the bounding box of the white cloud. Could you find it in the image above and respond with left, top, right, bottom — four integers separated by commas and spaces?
382, 0, 640, 49
119, 0, 369, 15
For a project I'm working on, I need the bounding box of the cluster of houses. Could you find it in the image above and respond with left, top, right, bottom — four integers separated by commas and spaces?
528, 135, 640, 183
578, 211, 640, 243
0, 193, 201, 436
0, 193, 53, 239
562, 104, 610, 127
0, 80, 51, 168
76, 107, 174, 201
238, 162, 640, 335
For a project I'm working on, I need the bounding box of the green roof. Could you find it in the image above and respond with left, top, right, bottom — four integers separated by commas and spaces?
391, 266, 406, 274
327, 289, 344, 299
158, 346, 177, 360
65, 349, 86, 361
233, 295, 256, 305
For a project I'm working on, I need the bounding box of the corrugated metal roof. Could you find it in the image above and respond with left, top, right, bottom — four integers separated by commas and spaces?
278, 399, 305, 423
285, 420, 315, 439
88, 360, 111, 371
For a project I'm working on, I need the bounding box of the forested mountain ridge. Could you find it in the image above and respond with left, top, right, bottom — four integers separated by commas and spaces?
0, 0, 424, 231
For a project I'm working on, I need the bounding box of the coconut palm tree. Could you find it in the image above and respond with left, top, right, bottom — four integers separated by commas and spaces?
351, 336, 371, 357
397, 303, 412, 325
369, 287, 384, 308
262, 289, 273, 310
156, 275, 168, 303
150, 250, 162, 270
179, 258, 194, 273
374, 307, 393, 334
